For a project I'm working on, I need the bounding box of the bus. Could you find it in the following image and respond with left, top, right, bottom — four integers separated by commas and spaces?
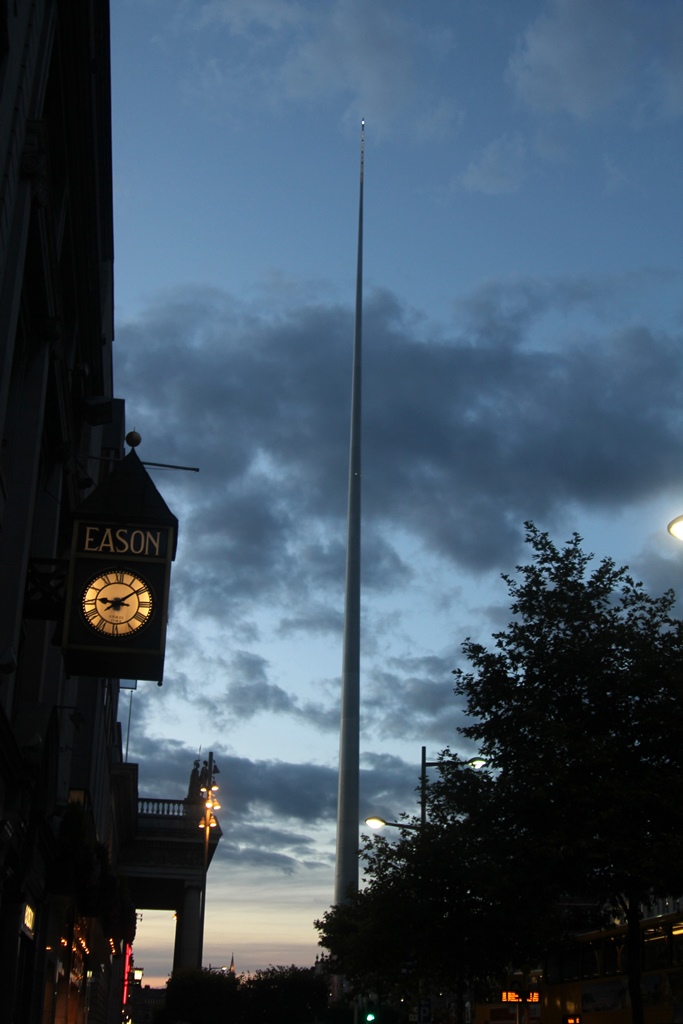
472, 909, 683, 1024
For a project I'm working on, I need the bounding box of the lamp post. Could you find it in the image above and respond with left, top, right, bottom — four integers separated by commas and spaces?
363, 749, 435, 832
198, 751, 220, 967
364, 749, 487, 1024
420, 746, 439, 829
366, 748, 487, 832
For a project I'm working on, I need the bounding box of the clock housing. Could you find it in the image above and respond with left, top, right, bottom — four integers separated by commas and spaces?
62, 449, 178, 682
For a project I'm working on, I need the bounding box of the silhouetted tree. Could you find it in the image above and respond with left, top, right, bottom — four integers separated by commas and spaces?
156, 967, 240, 1024
155, 963, 327, 1024
241, 965, 329, 1024
318, 525, 683, 1024
447, 523, 683, 1024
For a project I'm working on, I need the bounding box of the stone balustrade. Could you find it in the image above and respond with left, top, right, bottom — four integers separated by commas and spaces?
138, 797, 188, 817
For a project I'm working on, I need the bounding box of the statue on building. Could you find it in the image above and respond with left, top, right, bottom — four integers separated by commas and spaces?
186, 758, 202, 803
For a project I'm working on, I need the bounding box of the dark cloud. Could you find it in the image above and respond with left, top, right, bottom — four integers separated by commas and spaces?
117, 272, 683, 607
215, 821, 328, 876
278, 604, 344, 637
359, 750, 432, 824
124, 733, 422, 873
365, 655, 467, 743
118, 271, 683, 787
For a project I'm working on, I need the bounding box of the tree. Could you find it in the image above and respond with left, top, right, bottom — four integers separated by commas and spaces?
155, 964, 327, 1024
316, 801, 540, 1021
240, 965, 329, 1024
448, 523, 683, 1024
156, 967, 240, 1024
318, 525, 683, 1024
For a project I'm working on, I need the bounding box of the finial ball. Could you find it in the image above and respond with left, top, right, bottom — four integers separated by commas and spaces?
126, 430, 142, 448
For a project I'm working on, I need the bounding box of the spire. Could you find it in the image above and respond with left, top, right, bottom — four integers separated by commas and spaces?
334, 120, 364, 905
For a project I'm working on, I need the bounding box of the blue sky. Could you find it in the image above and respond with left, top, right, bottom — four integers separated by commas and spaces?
111, 0, 683, 984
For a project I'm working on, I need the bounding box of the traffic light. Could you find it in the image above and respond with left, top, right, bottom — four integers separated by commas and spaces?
365, 1004, 377, 1022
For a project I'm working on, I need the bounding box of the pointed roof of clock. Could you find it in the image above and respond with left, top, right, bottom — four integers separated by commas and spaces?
73, 449, 178, 556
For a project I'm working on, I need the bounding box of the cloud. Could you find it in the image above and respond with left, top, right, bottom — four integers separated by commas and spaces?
649, 12, 683, 120
169, 0, 457, 136
366, 656, 467, 743
459, 133, 526, 194
277, 0, 434, 132
227, 676, 299, 720
117, 273, 683, 605
114, 269, 683, 769
196, 0, 304, 36
507, 0, 638, 121
126, 732, 421, 835
507, 0, 683, 124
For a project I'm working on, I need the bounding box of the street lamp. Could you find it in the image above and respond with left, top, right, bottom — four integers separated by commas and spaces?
668, 516, 683, 541
198, 751, 220, 967
420, 747, 487, 827
365, 816, 420, 832
366, 748, 487, 832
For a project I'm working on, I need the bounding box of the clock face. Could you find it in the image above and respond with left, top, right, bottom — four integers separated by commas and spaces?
81, 569, 154, 637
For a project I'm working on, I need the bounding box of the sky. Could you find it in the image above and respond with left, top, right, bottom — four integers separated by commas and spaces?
110, 0, 683, 986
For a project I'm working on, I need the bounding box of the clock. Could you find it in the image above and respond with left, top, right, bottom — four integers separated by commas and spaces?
81, 568, 154, 637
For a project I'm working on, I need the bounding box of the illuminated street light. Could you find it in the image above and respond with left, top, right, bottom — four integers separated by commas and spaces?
420, 747, 487, 827
366, 747, 488, 832
198, 752, 220, 966
364, 816, 419, 832
668, 516, 683, 541
467, 757, 487, 770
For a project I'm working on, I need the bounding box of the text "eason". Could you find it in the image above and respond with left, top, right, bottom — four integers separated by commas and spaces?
82, 525, 166, 558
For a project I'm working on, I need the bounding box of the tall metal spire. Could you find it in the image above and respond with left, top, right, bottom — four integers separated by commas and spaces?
334, 120, 364, 905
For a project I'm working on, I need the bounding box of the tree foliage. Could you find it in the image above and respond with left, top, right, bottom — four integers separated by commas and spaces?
240, 965, 329, 1024
156, 967, 240, 1024
451, 524, 683, 906
447, 524, 683, 1024
317, 525, 683, 1024
155, 964, 327, 1024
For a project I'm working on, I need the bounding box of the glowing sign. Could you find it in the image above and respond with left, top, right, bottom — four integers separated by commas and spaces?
501, 992, 539, 1004
122, 944, 132, 1004
22, 903, 35, 938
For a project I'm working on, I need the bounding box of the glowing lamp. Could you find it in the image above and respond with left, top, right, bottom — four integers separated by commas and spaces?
668, 516, 683, 541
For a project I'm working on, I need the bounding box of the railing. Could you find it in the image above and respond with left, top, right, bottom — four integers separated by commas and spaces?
138, 798, 188, 817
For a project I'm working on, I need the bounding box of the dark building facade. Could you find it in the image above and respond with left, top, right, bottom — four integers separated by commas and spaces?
0, 6, 222, 1020
0, 1, 133, 1021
